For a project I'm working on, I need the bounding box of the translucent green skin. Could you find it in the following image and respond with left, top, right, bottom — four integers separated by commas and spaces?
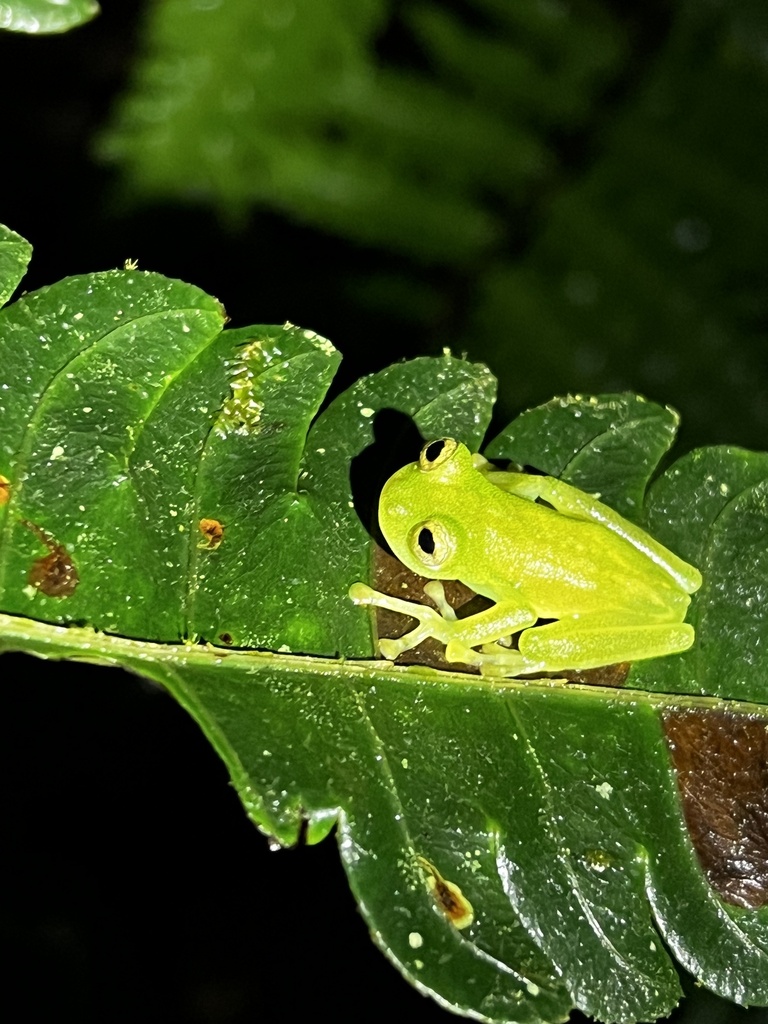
350, 439, 702, 676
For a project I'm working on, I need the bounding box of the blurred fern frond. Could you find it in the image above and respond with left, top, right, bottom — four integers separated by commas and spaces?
101, 0, 626, 264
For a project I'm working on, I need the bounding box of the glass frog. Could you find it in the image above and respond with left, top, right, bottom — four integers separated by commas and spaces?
349, 438, 702, 677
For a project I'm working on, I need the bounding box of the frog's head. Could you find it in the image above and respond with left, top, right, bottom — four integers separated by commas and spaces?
378, 438, 477, 579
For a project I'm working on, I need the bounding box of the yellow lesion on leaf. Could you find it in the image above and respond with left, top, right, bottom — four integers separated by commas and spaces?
417, 856, 474, 930
216, 339, 267, 437
0, 475, 10, 506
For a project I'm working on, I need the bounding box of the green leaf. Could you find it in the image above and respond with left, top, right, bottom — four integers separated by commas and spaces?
633, 446, 768, 703
485, 393, 679, 521
0, 0, 98, 33
184, 330, 496, 653
0, 224, 32, 306
3, 617, 768, 1024
0, 262, 227, 637
2, 229, 767, 1024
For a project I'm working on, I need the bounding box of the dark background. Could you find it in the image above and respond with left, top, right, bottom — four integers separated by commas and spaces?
1, 3, 767, 1022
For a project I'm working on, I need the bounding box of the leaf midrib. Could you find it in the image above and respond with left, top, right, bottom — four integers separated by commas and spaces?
1, 611, 766, 717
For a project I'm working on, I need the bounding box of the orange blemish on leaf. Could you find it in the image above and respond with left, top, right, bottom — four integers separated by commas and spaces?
0, 476, 10, 506
21, 519, 80, 598
417, 856, 474, 930
198, 517, 224, 550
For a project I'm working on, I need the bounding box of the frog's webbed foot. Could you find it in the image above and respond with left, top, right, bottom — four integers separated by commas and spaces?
445, 640, 545, 677
349, 581, 455, 660
350, 581, 541, 670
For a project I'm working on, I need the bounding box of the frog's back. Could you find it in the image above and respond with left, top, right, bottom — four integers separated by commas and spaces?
464, 483, 689, 620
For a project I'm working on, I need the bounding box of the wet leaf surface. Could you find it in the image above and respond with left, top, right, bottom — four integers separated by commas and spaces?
0, 0, 98, 34
1, 230, 767, 1024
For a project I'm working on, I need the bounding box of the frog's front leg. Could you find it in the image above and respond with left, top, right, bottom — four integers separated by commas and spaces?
349, 582, 450, 658
349, 582, 536, 662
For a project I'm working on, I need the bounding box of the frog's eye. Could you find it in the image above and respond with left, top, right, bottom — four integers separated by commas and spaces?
419, 437, 458, 472
409, 519, 454, 569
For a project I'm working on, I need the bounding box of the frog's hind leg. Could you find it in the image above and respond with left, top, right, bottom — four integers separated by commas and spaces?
516, 612, 695, 675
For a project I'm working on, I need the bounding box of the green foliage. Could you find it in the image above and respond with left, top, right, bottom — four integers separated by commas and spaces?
101, 0, 622, 262
2, 230, 768, 1024
102, 0, 768, 448
0, 225, 32, 304
0, 0, 98, 33
471, 0, 768, 439
484, 393, 679, 519
0, 237, 492, 646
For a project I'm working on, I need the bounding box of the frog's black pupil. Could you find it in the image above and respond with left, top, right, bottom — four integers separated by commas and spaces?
425, 440, 445, 463
418, 528, 435, 554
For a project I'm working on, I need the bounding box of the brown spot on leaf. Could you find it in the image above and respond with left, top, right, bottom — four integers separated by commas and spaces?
560, 662, 630, 688
0, 475, 10, 506
417, 856, 474, 929
218, 633, 234, 646
198, 517, 224, 550
664, 709, 768, 908
22, 519, 80, 598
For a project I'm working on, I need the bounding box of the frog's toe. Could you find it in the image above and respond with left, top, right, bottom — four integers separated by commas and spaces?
349, 582, 377, 604
378, 638, 402, 661
445, 640, 479, 665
